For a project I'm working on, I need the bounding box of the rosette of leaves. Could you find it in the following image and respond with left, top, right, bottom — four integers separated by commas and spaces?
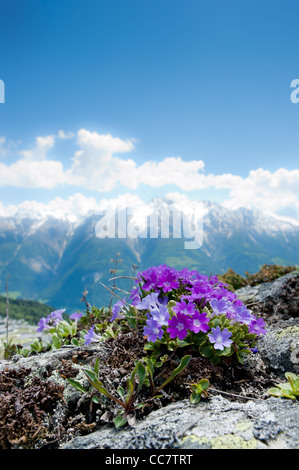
189, 378, 210, 404
193, 314, 257, 364
48, 319, 81, 349
268, 372, 299, 400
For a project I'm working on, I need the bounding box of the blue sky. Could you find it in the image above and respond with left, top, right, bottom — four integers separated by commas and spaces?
0, 0, 299, 221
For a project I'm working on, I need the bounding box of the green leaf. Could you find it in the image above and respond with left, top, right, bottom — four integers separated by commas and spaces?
209, 355, 221, 364
192, 332, 206, 347
268, 387, 283, 397
67, 378, 87, 394
281, 389, 296, 400
52, 334, 62, 349
92, 396, 100, 404
117, 386, 126, 401
94, 358, 100, 380
135, 361, 146, 395
134, 402, 145, 409
215, 345, 232, 356
198, 378, 210, 391
145, 358, 155, 378
167, 340, 178, 351
285, 372, 298, 394
83, 369, 124, 407
277, 382, 293, 392
126, 373, 136, 403
199, 341, 213, 358
190, 392, 202, 404
71, 338, 79, 346
153, 355, 191, 396
59, 320, 73, 337
176, 339, 192, 348
70, 321, 77, 337
113, 413, 127, 429
144, 343, 156, 351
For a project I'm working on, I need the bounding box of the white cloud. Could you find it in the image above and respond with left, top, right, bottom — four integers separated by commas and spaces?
67, 129, 205, 191
20, 135, 55, 161
67, 129, 137, 191
0, 193, 144, 221
222, 168, 299, 218
0, 128, 298, 221
57, 130, 75, 140
0, 136, 19, 158
0, 159, 66, 188
0, 129, 206, 192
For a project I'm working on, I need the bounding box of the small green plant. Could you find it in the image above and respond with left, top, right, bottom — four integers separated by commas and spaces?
145, 354, 191, 398
218, 264, 297, 291
268, 372, 299, 400
36, 309, 86, 349
218, 268, 248, 291
189, 378, 210, 404
69, 358, 147, 428
68, 354, 191, 428
0, 336, 48, 359
0, 337, 17, 360
29, 338, 46, 353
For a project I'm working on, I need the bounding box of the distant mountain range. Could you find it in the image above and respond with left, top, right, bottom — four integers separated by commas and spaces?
0, 199, 298, 313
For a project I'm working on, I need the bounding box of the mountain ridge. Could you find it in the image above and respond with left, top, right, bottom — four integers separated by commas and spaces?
0, 199, 298, 312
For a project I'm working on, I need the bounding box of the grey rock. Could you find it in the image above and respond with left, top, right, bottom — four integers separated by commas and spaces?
235, 271, 298, 305
236, 272, 299, 376
60, 395, 299, 449
256, 320, 299, 376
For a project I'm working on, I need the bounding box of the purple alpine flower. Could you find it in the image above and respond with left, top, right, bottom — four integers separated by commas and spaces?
135, 292, 161, 311
36, 309, 65, 332
143, 317, 164, 342
70, 312, 83, 321
190, 312, 210, 334
84, 325, 102, 345
208, 326, 233, 351
36, 317, 50, 332
173, 300, 196, 316
141, 269, 158, 291
48, 309, 65, 325
111, 299, 126, 322
182, 282, 213, 303
234, 304, 254, 325
166, 312, 192, 340
157, 271, 179, 293
248, 317, 267, 336
250, 347, 259, 354
209, 298, 232, 316
129, 287, 141, 306
149, 304, 170, 326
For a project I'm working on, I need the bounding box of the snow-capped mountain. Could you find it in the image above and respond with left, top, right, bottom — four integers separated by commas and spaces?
0, 199, 298, 312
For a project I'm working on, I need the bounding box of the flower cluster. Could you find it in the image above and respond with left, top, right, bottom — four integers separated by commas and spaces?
37, 309, 66, 332
82, 264, 266, 364
130, 264, 266, 360
36, 309, 84, 349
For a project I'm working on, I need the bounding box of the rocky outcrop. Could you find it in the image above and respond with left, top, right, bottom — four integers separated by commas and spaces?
236, 271, 299, 377
0, 272, 298, 450
61, 395, 299, 450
